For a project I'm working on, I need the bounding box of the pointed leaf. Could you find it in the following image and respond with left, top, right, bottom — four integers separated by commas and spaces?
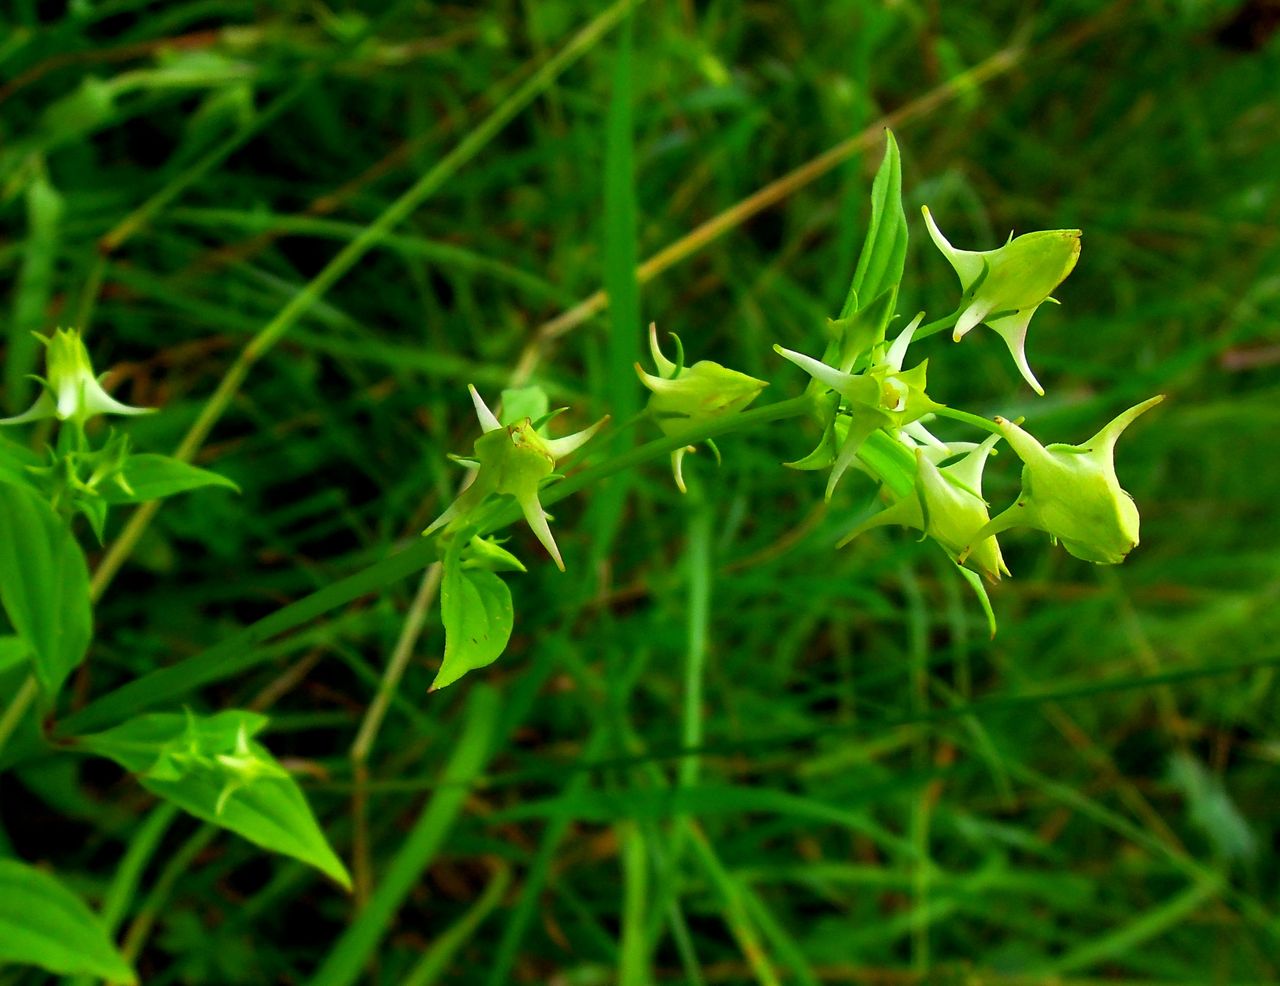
0, 484, 91, 699
842, 131, 907, 317
0, 858, 137, 983
98, 453, 239, 504
434, 548, 514, 690
77, 710, 350, 889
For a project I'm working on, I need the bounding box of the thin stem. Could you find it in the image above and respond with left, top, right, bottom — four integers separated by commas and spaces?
911, 308, 961, 343
0, 674, 39, 756
680, 484, 712, 791
348, 559, 444, 905
929, 405, 1003, 436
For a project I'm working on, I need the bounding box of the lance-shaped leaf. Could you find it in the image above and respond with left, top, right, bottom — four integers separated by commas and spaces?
77, 710, 351, 889
0, 484, 91, 700
0, 859, 137, 983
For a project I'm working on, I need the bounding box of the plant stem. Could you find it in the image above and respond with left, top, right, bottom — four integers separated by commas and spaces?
59, 392, 819, 735
930, 405, 1004, 436
0, 674, 38, 757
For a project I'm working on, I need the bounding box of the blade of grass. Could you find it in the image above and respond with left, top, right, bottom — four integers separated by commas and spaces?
309, 684, 501, 986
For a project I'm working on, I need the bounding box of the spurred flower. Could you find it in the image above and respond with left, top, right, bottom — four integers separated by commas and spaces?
424, 386, 607, 571
1, 328, 152, 427
838, 433, 1009, 582
636, 323, 767, 492
922, 207, 1081, 396
963, 396, 1164, 565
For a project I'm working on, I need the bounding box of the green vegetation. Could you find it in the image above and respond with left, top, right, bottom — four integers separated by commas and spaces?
1, 1, 1277, 982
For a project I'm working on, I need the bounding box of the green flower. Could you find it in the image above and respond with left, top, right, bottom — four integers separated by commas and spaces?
636, 323, 767, 492
424, 386, 607, 571
838, 433, 1010, 582
963, 396, 1164, 565
775, 313, 941, 499
923, 207, 1081, 396
1, 328, 152, 427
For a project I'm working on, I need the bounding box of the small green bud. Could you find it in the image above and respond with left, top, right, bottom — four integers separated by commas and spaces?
923, 207, 1081, 396
838, 434, 1009, 582
636, 323, 767, 492
1, 328, 153, 427
965, 396, 1164, 565
424, 386, 607, 571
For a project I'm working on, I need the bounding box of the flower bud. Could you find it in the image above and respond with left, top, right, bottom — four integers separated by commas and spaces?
424, 386, 607, 571
838, 434, 1009, 582
1, 328, 152, 427
964, 396, 1164, 565
636, 323, 767, 492
922, 207, 1081, 396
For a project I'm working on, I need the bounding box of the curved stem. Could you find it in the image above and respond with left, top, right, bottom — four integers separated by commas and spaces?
929, 405, 1003, 436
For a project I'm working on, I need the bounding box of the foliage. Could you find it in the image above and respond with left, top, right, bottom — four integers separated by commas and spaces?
0, 1, 1276, 983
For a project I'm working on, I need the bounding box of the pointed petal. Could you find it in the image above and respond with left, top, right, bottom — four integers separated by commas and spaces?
648, 322, 676, 378
84, 375, 154, 418
1084, 395, 1165, 454
517, 491, 563, 571
773, 345, 857, 393
900, 420, 950, 454
988, 308, 1045, 395
468, 385, 502, 433
671, 447, 691, 494
836, 495, 921, 549
423, 500, 461, 538
543, 416, 609, 460
885, 313, 925, 372
922, 206, 987, 289
0, 390, 55, 426
994, 416, 1057, 473
953, 298, 997, 341
959, 502, 1024, 564
943, 431, 1002, 495
824, 412, 882, 501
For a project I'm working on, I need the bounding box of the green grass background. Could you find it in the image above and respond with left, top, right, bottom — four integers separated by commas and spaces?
2, 0, 1279, 982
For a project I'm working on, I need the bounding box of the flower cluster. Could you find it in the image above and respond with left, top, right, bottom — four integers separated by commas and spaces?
771, 207, 1160, 581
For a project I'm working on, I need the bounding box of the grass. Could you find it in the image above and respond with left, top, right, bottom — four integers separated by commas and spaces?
1, 0, 1279, 983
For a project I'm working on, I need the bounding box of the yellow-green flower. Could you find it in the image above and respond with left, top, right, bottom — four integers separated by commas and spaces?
424, 386, 607, 571
964, 396, 1164, 565
636, 323, 767, 492
923, 207, 1081, 396
1, 328, 152, 427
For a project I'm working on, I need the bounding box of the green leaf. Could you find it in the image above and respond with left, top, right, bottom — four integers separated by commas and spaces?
950, 556, 998, 637
99, 453, 239, 504
841, 130, 907, 318
0, 484, 92, 699
0, 858, 137, 983
434, 545, 515, 690
77, 710, 351, 889
0, 435, 38, 492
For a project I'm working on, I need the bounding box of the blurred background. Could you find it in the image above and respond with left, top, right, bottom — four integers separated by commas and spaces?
1, 0, 1278, 982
